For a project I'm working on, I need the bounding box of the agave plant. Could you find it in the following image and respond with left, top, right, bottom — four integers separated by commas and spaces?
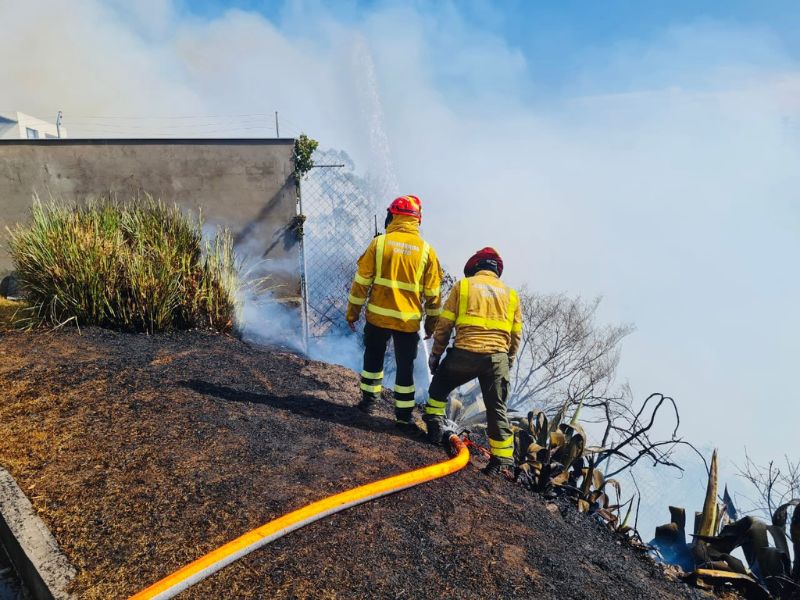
652, 450, 800, 599
511, 406, 586, 493
449, 390, 648, 537
506, 399, 636, 535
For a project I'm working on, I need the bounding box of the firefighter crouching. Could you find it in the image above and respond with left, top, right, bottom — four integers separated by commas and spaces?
423, 247, 523, 476
346, 195, 442, 428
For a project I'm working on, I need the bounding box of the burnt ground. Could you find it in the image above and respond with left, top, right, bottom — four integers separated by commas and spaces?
0, 327, 712, 600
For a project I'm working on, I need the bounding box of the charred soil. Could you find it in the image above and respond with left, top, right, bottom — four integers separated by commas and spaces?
0, 328, 709, 599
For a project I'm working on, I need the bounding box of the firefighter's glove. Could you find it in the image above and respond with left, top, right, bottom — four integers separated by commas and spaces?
428, 353, 441, 375
424, 315, 438, 339
508, 355, 515, 369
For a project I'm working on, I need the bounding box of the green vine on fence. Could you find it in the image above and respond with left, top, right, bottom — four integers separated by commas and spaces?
293, 134, 318, 241
293, 134, 319, 182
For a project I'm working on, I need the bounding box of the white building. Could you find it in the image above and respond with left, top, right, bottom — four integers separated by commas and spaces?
0, 111, 67, 139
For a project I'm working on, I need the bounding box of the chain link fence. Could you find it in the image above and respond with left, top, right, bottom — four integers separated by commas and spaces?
299, 149, 378, 340
298, 149, 433, 398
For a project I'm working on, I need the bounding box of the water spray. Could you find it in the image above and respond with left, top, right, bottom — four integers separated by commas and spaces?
415, 336, 433, 405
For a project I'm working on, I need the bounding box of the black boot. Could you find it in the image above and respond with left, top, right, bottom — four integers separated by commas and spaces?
483, 457, 513, 479
422, 414, 444, 446
357, 396, 378, 415
395, 418, 428, 441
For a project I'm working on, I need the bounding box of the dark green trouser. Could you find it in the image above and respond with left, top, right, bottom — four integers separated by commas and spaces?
360, 322, 420, 422
425, 348, 514, 465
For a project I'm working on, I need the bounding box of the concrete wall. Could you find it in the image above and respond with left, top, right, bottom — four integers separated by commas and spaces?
0, 139, 300, 299
0, 467, 76, 599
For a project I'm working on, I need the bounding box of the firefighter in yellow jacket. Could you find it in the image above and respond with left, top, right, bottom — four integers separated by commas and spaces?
423, 247, 523, 476
346, 195, 443, 426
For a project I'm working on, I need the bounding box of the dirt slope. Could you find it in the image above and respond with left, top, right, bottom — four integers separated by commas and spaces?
0, 328, 707, 599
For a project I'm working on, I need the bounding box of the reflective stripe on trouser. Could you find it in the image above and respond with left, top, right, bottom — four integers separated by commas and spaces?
394, 383, 416, 423
361, 322, 419, 420
360, 368, 384, 399
489, 433, 514, 459
427, 348, 513, 464
424, 397, 447, 416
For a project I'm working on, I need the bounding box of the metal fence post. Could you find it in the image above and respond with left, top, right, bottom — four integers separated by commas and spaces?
297, 176, 310, 354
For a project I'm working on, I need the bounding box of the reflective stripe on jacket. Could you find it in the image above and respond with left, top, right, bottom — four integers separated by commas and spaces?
432, 270, 523, 356
346, 215, 442, 333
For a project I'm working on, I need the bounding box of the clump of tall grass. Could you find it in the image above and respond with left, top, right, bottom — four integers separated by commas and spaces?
0, 298, 25, 331
7, 196, 239, 333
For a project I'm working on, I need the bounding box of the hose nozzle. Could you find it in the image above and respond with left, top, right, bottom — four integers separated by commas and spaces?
446, 433, 465, 457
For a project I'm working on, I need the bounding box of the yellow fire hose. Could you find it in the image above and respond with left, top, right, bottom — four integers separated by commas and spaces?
130, 435, 469, 600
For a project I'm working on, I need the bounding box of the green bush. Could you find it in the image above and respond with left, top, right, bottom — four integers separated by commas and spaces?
7, 197, 239, 333
293, 134, 319, 181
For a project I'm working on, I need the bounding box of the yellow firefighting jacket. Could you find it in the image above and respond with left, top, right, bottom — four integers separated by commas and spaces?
431, 270, 523, 356
346, 215, 442, 333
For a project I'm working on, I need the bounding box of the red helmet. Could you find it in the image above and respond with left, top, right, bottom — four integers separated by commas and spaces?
388, 195, 422, 222
464, 247, 503, 277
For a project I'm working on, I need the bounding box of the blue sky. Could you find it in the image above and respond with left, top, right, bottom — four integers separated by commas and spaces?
180, 0, 800, 91
2, 0, 799, 520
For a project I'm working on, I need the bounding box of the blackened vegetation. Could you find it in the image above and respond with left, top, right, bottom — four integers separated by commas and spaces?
507, 393, 703, 542
653, 502, 800, 599
651, 449, 800, 600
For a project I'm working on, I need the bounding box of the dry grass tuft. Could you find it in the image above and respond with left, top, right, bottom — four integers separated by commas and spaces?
6, 196, 239, 334
0, 298, 25, 331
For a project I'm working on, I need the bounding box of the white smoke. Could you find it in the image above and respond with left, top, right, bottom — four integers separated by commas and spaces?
4, 0, 800, 473
233, 222, 366, 371
238, 285, 365, 372
237, 290, 304, 353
